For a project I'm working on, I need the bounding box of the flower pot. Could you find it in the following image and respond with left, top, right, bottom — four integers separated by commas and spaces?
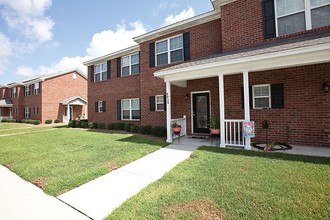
210, 128, 220, 135
172, 126, 181, 134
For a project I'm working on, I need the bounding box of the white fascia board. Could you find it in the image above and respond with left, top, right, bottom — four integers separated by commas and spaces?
156, 43, 330, 82
83, 45, 140, 66
133, 10, 221, 43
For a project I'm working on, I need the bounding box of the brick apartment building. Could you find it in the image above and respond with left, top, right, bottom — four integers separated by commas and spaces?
0, 69, 88, 124
84, 0, 330, 148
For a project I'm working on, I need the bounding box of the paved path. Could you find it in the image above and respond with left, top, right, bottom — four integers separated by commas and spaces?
0, 166, 89, 220
58, 139, 200, 220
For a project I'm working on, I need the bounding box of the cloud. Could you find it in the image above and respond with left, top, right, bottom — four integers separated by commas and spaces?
0, 0, 54, 43
86, 21, 147, 58
153, 2, 177, 17
162, 6, 195, 27
15, 20, 148, 77
0, 33, 12, 75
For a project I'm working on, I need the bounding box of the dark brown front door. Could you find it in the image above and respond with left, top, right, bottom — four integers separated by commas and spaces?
192, 93, 210, 133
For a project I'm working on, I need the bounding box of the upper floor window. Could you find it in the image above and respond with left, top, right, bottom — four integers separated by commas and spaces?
122, 53, 140, 76
34, 83, 40, 95
156, 35, 183, 66
24, 86, 30, 96
94, 63, 107, 82
275, 0, 330, 36
11, 87, 17, 98
121, 98, 140, 120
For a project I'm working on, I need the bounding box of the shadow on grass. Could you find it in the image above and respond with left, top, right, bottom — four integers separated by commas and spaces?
198, 146, 330, 165
116, 135, 167, 147
53, 125, 69, 129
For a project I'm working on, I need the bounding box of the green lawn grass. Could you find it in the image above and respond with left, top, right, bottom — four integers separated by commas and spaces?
0, 126, 166, 195
108, 147, 330, 220
0, 126, 55, 135
0, 123, 33, 130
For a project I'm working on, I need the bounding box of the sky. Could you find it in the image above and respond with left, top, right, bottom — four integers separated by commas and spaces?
0, 0, 213, 84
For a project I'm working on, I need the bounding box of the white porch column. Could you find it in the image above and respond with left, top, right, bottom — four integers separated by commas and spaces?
66, 104, 70, 122
218, 74, 226, 148
243, 71, 251, 150
166, 81, 172, 143
84, 104, 87, 119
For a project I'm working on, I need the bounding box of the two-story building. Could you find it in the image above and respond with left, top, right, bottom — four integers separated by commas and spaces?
84, 0, 330, 148
0, 69, 88, 123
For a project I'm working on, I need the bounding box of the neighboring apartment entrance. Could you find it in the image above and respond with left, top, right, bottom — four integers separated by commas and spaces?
64, 107, 73, 121
192, 92, 210, 134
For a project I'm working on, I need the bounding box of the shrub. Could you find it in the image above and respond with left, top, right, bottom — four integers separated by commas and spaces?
107, 123, 115, 130
1, 119, 16, 123
130, 124, 140, 133
76, 120, 83, 128
140, 125, 153, 134
21, 119, 40, 125
114, 123, 126, 130
92, 122, 98, 129
152, 126, 167, 137
68, 120, 76, 128
99, 123, 106, 129
54, 119, 60, 123
33, 120, 41, 125
81, 121, 89, 128
45, 119, 52, 124
125, 123, 134, 132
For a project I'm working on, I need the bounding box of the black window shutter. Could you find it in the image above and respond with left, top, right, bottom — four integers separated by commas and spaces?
117, 100, 121, 120
149, 96, 155, 111
103, 101, 106, 112
149, 43, 155, 67
262, 0, 276, 39
90, 65, 94, 82
117, 57, 121, 77
241, 86, 253, 109
95, 102, 98, 112
183, 32, 191, 61
107, 60, 111, 79
271, 83, 284, 108
164, 94, 167, 111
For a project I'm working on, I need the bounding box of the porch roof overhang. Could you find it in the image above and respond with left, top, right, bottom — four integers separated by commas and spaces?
154, 35, 330, 84
61, 96, 87, 106
0, 98, 13, 107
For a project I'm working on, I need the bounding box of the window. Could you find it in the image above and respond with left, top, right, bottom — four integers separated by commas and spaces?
122, 98, 140, 120
12, 87, 17, 98
94, 63, 107, 82
95, 101, 106, 113
98, 101, 103, 112
24, 86, 30, 96
34, 106, 39, 114
34, 83, 40, 95
253, 85, 271, 108
275, 0, 330, 36
122, 53, 139, 76
24, 107, 30, 119
156, 95, 164, 111
156, 35, 183, 66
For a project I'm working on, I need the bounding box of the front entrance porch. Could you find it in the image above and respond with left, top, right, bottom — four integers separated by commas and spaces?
61, 96, 88, 123
0, 98, 13, 122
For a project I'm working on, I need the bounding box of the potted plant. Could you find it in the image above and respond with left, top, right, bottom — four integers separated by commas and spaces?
209, 115, 220, 135
264, 142, 275, 152
171, 122, 182, 134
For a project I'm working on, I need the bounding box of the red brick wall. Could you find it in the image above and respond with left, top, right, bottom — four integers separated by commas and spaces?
221, 0, 330, 51
41, 71, 87, 123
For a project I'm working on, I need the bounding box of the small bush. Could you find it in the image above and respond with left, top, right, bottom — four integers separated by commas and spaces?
99, 123, 106, 129
75, 120, 82, 128
130, 124, 140, 133
125, 123, 134, 132
1, 119, 16, 123
45, 119, 52, 124
33, 120, 41, 125
114, 123, 126, 130
140, 125, 153, 134
81, 121, 89, 128
54, 119, 60, 123
87, 122, 94, 129
68, 120, 76, 128
21, 119, 40, 125
152, 126, 167, 137
107, 123, 115, 130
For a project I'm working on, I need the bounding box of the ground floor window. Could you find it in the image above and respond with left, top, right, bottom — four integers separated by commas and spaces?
253, 84, 271, 108
24, 107, 30, 119
121, 98, 140, 120
34, 106, 39, 114
156, 95, 164, 111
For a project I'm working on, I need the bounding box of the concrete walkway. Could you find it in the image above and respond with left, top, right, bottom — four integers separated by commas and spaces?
58, 139, 200, 220
0, 165, 89, 220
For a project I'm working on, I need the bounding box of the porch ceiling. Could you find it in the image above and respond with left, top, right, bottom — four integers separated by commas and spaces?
155, 35, 330, 82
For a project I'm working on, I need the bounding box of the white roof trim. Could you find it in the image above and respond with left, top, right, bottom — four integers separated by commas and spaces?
61, 96, 87, 105
83, 45, 140, 66
133, 10, 221, 43
155, 43, 330, 82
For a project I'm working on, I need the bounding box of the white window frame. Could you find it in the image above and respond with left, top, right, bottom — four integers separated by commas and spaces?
275, 0, 330, 36
121, 53, 139, 76
24, 86, 30, 96
34, 106, 39, 114
121, 98, 140, 121
94, 62, 107, 82
155, 95, 165, 111
252, 84, 271, 109
24, 107, 30, 119
34, 83, 40, 95
12, 87, 17, 98
155, 34, 183, 66
98, 101, 103, 112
